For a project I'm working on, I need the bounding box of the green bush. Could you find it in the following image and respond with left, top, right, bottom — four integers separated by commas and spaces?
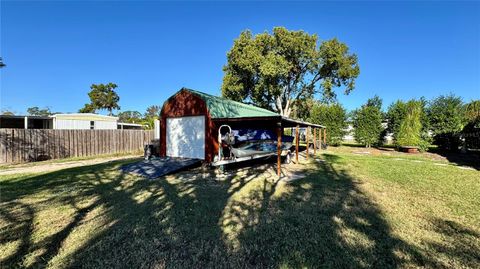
397, 101, 422, 147
427, 95, 465, 151
308, 102, 347, 146
353, 98, 383, 147
387, 99, 431, 151
463, 100, 480, 150
386, 100, 407, 142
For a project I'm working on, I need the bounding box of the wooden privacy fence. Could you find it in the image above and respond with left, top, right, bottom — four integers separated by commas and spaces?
0, 129, 155, 164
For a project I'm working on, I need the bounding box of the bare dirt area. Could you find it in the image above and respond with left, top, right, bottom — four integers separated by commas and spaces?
0, 155, 141, 176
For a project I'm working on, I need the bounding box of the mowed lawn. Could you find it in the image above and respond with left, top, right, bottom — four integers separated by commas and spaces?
1, 148, 479, 268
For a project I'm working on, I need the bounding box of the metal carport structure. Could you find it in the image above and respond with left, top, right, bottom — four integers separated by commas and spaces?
160, 88, 327, 177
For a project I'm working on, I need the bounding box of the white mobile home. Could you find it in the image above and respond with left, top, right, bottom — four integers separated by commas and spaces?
0, 113, 144, 130
52, 113, 118, 129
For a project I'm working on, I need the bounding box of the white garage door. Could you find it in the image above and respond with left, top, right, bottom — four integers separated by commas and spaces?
166, 116, 205, 159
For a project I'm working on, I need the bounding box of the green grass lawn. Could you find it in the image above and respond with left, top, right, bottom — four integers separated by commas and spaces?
1, 147, 479, 268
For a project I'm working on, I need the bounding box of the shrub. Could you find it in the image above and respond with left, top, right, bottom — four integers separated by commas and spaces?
427, 94, 465, 151
397, 101, 422, 147
463, 100, 480, 150
387, 98, 432, 151
386, 100, 408, 142
308, 102, 347, 146
353, 97, 383, 147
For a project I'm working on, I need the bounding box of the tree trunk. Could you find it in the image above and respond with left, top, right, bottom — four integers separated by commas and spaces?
278, 98, 292, 117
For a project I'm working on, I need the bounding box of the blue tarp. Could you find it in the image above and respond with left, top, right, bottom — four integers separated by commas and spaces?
231, 129, 294, 144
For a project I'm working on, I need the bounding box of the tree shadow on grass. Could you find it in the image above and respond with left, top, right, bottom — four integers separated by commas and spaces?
426, 218, 480, 268
0, 160, 262, 268
428, 148, 480, 170
0, 156, 475, 268
219, 153, 438, 268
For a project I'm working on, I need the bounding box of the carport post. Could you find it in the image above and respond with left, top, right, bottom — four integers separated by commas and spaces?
277, 123, 282, 178
313, 128, 316, 155
295, 125, 299, 163
323, 128, 327, 145
319, 128, 322, 149
306, 127, 309, 160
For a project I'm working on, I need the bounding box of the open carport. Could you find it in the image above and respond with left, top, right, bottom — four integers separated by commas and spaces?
160, 88, 326, 177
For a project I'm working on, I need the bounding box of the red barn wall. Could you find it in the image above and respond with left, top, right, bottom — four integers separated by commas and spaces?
160, 89, 218, 162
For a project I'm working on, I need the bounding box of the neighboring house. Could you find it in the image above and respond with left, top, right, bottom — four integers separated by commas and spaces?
343, 124, 355, 143
53, 113, 118, 129
0, 113, 144, 130
342, 121, 394, 144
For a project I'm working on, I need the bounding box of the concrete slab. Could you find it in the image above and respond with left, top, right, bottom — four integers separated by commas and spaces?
121, 157, 201, 179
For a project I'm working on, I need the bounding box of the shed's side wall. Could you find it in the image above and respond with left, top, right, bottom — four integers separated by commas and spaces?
160, 90, 218, 162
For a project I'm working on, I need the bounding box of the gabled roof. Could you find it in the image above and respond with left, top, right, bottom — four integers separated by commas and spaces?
184, 88, 279, 119
173, 88, 325, 128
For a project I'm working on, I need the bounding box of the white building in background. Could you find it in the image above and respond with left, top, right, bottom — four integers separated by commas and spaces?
343, 121, 394, 144
0, 113, 144, 130
52, 113, 118, 129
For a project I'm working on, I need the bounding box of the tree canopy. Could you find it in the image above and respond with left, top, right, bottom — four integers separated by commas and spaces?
353, 96, 383, 147
27, 106, 52, 116
118, 111, 142, 123
308, 102, 347, 146
221, 27, 360, 117
463, 100, 480, 149
1, 110, 14, 116
396, 101, 423, 147
427, 94, 464, 150
80, 83, 120, 115
145, 105, 161, 119
79, 103, 96, 113
386, 98, 429, 144
464, 100, 480, 124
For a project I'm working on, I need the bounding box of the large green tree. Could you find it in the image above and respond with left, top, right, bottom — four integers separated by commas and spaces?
222, 27, 360, 117
427, 94, 464, 150
353, 97, 383, 147
79, 103, 96, 113
308, 102, 347, 146
81, 83, 120, 116
290, 98, 315, 120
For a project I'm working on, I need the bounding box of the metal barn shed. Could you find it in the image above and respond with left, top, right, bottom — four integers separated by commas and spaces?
160, 88, 326, 176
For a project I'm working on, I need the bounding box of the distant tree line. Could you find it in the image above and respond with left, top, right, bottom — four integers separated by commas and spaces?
116, 105, 161, 130
308, 94, 480, 151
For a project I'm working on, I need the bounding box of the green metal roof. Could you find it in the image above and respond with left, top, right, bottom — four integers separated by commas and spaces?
184, 88, 280, 119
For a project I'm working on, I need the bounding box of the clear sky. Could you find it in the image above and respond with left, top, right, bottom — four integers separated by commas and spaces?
1, 1, 479, 115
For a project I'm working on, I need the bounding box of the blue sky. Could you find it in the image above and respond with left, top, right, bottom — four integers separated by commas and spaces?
1, 1, 479, 115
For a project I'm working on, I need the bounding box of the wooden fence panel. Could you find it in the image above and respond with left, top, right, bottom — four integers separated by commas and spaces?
0, 129, 154, 164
